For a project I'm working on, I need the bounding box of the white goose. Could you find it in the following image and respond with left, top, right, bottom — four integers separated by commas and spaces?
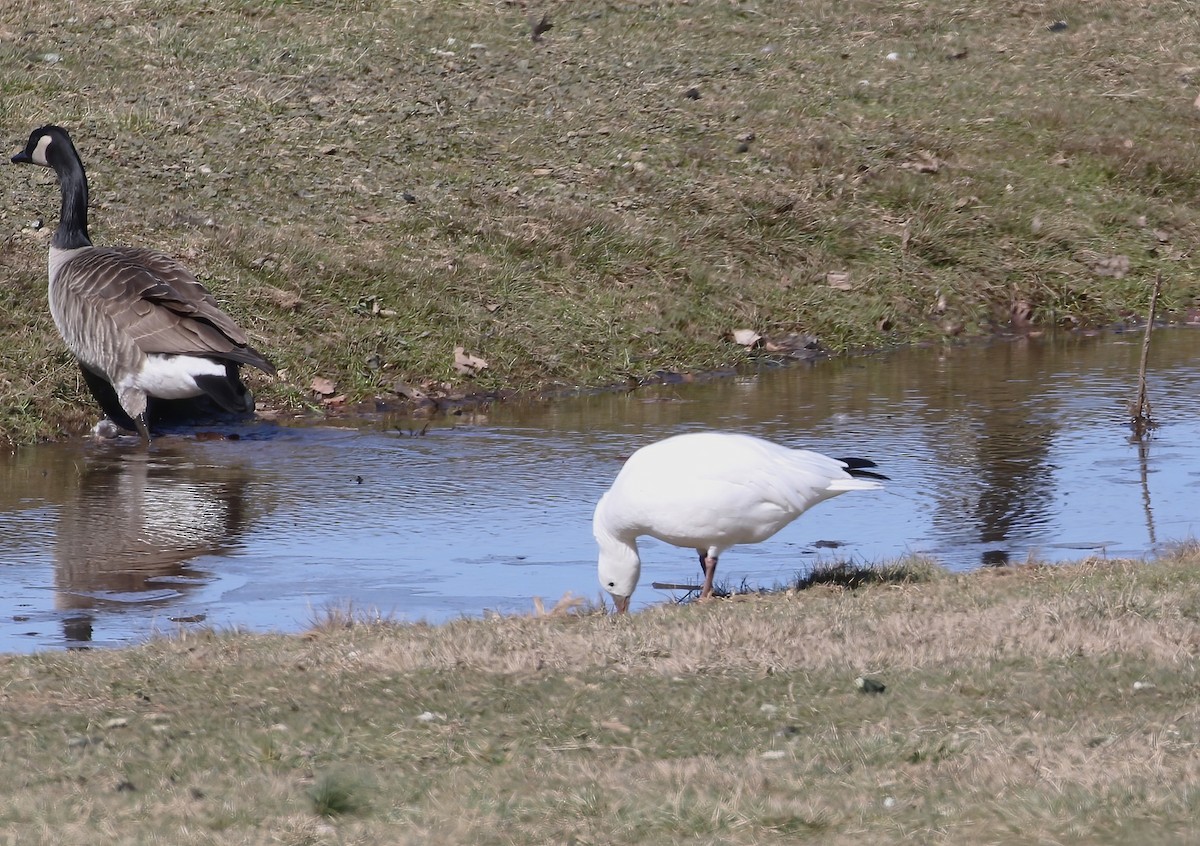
10, 125, 275, 440
593, 431, 886, 612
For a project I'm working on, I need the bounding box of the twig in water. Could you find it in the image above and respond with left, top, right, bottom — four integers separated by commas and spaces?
1129, 272, 1162, 438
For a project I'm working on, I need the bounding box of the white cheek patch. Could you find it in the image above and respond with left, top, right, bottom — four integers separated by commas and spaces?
32, 133, 53, 166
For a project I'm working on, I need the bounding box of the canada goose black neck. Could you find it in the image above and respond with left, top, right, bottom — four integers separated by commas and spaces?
12, 125, 92, 250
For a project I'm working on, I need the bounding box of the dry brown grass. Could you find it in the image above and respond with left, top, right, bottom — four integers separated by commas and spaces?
1, 552, 1198, 843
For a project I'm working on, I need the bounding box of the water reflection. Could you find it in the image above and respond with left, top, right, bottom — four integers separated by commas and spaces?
494, 328, 1200, 566
923, 341, 1060, 566
1, 329, 1200, 652
54, 447, 254, 645
0, 441, 262, 649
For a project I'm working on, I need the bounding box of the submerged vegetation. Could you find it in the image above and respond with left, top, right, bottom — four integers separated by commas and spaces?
1, 1, 1199, 445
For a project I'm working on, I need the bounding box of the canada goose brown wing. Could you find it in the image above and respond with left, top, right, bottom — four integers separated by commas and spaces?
60, 247, 276, 375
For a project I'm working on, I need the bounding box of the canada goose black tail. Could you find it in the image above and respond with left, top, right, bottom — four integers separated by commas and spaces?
215, 343, 277, 377
195, 362, 257, 414
838, 457, 889, 482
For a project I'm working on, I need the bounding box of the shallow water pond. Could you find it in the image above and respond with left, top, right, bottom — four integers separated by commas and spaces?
2, 329, 1199, 652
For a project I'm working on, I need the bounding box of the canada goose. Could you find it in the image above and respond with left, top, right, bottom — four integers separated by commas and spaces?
10, 124, 275, 440
593, 431, 886, 612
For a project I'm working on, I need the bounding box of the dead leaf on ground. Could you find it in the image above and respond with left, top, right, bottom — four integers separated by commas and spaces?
320, 394, 347, 407
731, 329, 763, 347
901, 151, 942, 173
599, 719, 633, 734
262, 286, 303, 310
453, 346, 488, 375
310, 376, 336, 396
530, 13, 552, 41
825, 270, 854, 290
392, 381, 428, 400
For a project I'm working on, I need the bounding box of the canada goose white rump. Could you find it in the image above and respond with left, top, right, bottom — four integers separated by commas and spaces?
121, 354, 241, 402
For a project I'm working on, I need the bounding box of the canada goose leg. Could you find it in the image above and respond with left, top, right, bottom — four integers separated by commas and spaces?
78, 364, 140, 432
697, 550, 718, 601
134, 413, 152, 443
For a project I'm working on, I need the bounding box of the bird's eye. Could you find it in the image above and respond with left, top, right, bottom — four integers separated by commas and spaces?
607, 581, 615, 588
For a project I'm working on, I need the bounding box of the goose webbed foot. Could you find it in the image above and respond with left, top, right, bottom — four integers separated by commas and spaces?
90, 418, 125, 440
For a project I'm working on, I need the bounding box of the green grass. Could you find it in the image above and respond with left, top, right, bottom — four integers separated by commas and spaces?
1, 0, 1199, 447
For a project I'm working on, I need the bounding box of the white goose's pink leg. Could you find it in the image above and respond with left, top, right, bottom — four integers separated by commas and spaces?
697, 549, 719, 600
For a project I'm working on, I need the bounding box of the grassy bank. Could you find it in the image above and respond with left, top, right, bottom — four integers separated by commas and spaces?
2, 1, 1199, 444
1, 552, 1198, 844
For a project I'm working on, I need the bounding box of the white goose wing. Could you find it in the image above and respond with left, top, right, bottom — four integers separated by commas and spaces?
607, 432, 856, 548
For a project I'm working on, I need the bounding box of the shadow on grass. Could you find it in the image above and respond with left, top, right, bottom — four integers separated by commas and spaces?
789, 557, 943, 591
661, 557, 945, 605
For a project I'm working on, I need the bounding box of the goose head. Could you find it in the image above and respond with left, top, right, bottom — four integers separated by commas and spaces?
597, 544, 638, 614
11, 125, 77, 170
594, 494, 640, 613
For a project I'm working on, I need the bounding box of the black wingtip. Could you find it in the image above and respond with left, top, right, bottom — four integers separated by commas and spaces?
838, 457, 889, 481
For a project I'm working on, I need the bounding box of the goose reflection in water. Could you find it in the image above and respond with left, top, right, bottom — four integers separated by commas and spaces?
54, 447, 252, 645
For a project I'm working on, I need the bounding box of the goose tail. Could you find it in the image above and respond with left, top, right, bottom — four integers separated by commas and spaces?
835, 456, 888, 486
